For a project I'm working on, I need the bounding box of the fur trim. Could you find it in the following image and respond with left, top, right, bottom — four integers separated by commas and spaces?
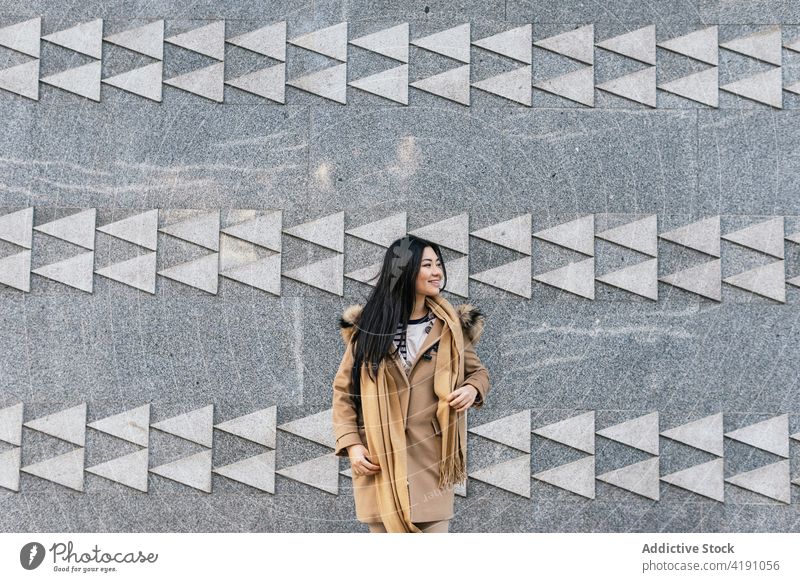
338, 302, 485, 344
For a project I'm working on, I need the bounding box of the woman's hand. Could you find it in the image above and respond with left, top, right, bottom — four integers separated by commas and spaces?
347, 443, 381, 476
447, 384, 478, 413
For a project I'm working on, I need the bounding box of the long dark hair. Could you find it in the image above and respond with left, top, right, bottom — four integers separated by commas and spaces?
349, 235, 448, 421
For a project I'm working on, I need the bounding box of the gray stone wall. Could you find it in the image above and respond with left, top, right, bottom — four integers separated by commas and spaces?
1, 2, 799, 532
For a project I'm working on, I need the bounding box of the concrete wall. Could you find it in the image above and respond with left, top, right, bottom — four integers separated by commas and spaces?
1, 1, 799, 532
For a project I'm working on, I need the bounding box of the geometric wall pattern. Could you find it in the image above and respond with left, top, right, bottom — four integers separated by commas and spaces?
2, 208, 800, 302
3, 19, 800, 108
2, 403, 799, 504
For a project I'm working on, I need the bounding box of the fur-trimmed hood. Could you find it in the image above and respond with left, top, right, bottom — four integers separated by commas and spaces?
339, 301, 486, 345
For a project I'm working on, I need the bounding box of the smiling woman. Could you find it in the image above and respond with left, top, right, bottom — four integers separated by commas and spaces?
331, 235, 491, 533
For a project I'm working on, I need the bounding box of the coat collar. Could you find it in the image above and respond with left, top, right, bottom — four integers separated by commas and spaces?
338, 299, 486, 346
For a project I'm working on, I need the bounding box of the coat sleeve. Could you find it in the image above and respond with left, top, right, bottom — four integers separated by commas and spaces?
332, 338, 365, 457
462, 337, 490, 409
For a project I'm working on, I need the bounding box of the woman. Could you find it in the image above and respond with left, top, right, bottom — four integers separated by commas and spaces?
332, 235, 491, 533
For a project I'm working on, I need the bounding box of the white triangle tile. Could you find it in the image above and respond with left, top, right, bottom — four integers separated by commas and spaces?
87, 404, 150, 447
222, 210, 282, 251
472, 24, 531, 64
97, 209, 159, 250
411, 23, 470, 63
283, 254, 343, 296
0, 447, 21, 491
350, 23, 408, 63
151, 405, 214, 448
454, 480, 466, 497
660, 458, 724, 501
42, 18, 103, 58
283, 211, 343, 252
533, 215, 594, 255
213, 450, 275, 493
787, 274, 800, 288
163, 62, 225, 102
723, 260, 785, 303
34, 208, 96, 250
214, 406, 277, 448
345, 212, 406, 248
286, 63, 347, 104
149, 449, 212, 492
31, 251, 94, 292
658, 67, 718, 108
165, 20, 224, 60
0, 403, 24, 446
472, 65, 531, 106
533, 455, 595, 499
596, 258, 658, 300
0, 250, 31, 291
0, 59, 39, 100
468, 454, 530, 497
533, 411, 594, 454
533, 66, 594, 107
225, 63, 285, 103
787, 230, 800, 244
597, 215, 658, 256
470, 256, 531, 298
410, 64, 470, 105
597, 412, 659, 455
21, 448, 85, 492
345, 261, 383, 287
349, 64, 408, 105
442, 254, 469, 298
102, 61, 163, 102
227, 21, 286, 61
408, 213, 469, 254
0, 17, 41, 58
659, 258, 721, 301
278, 408, 335, 449
597, 66, 656, 107
725, 460, 790, 503
157, 253, 219, 294
533, 257, 595, 300
159, 210, 220, 251
469, 410, 530, 452
534, 24, 594, 65
660, 412, 723, 456
471, 214, 531, 254
86, 448, 149, 492
720, 26, 782, 66
658, 215, 720, 257
597, 457, 659, 500
788, 81, 800, 95
288, 22, 347, 62
96, 253, 156, 293
219, 254, 281, 295
276, 452, 339, 494
725, 414, 789, 457
23, 403, 87, 446
41, 60, 102, 102
596, 25, 656, 65
657, 26, 718, 66
786, 36, 800, 53
721, 216, 784, 258
104, 20, 164, 60
720, 67, 783, 109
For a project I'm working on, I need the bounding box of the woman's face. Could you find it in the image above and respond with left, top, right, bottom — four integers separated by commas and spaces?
415, 246, 443, 296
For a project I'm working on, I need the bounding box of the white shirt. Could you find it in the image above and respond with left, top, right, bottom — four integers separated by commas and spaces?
393, 311, 434, 372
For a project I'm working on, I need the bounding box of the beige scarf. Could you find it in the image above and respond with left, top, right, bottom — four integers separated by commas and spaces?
360, 293, 467, 533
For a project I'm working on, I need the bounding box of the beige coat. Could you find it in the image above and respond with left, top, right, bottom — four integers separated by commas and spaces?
332, 301, 490, 524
